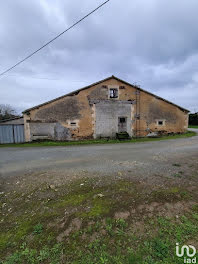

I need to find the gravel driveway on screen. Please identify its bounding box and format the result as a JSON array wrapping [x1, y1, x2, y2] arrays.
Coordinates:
[[1, 129, 198, 180]]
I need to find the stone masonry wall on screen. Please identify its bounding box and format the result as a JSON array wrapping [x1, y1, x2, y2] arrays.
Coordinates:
[[23, 78, 188, 141]]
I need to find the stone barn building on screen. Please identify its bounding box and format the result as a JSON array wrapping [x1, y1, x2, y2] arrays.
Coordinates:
[[23, 76, 189, 142]]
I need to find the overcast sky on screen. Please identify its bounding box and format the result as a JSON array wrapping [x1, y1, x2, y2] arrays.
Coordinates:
[[0, 0, 198, 114]]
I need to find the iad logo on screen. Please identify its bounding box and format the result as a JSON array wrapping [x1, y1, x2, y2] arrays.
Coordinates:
[[176, 243, 197, 263]]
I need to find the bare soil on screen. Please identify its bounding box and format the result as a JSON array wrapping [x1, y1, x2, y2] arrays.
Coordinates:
[[1, 132, 198, 263]]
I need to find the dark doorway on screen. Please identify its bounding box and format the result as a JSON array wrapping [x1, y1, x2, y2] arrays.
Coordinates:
[[118, 117, 127, 132]]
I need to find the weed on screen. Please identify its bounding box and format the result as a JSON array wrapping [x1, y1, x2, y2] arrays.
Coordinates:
[[116, 218, 128, 229], [3, 243, 62, 264], [105, 218, 114, 235], [33, 223, 43, 235], [127, 248, 142, 264]]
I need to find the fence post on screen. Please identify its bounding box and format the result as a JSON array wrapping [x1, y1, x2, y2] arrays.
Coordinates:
[[12, 125, 15, 143]]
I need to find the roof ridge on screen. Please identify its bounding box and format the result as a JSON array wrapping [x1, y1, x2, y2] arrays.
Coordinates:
[[23, 75, 189, 113]]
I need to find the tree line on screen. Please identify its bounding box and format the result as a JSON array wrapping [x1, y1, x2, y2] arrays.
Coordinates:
[[189, 113, 198, 125], [0, 104, 20, 121]]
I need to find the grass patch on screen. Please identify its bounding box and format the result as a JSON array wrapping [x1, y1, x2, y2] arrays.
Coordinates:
[[150, 187, 191, 202], [1, 177, 198, 263], [49, 193, 90, 208], [3, 214, 198, 263], [33, 224, 43, 235], [79, 198, 112, 218], [188, 125, 198, 128], [0, 131, 196, 148]]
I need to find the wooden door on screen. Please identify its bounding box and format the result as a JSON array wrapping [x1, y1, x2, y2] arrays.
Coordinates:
[[118, 117, 127, 132]]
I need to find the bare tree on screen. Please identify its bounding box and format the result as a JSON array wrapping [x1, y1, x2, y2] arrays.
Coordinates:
[[0, 104, 19, 121]]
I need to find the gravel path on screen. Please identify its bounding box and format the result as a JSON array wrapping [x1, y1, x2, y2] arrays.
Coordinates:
[[1, 130, 198, 180]]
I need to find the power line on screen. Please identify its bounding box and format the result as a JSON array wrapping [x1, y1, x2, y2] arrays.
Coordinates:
[[5, 73, 91, 82], [0, 0, 110, 78]]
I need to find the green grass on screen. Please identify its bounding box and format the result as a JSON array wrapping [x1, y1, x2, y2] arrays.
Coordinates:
[[33, 224, 43, 235], [0, 131, 196, 148], [1, 176, 198, 263], [3, 213, 197, 264], [189, 125, 198, 128]]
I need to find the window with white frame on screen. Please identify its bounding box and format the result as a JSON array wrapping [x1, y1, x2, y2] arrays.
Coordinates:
[[156, 120, 165, 126], [109, 88, 118, 98], [69, 121, 78, 127], [70, 122, 77, 126]]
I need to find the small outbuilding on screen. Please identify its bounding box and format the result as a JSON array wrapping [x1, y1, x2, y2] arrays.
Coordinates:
[[0, 116, 24, 125], [0, 117, 24, 144]]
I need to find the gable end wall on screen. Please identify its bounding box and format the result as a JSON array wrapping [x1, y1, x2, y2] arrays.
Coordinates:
[[23, 78, 188, 141]]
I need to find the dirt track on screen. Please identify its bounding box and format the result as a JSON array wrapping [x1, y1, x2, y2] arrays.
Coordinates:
[[0, 130, 198, 177], [0, 129, 197, 193]]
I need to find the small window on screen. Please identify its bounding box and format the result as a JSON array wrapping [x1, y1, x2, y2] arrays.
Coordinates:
[[157, 120, 165, 126], [70, 122, 76, 126], [109, 88, 118, 98], [119, 117, 126, 123]]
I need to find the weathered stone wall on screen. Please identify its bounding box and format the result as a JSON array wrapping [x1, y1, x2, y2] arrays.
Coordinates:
[[94, 101, 133, 138], [34, 97, 82, 122], [23, 77, 188, 141], [30, 123, 55, 136], [23, 121, 72, 141], [29, 122, 56, 141], [137, 91, 189, 136]]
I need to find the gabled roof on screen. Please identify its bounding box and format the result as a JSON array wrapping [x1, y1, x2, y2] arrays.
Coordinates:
[[23, 75, 189, 113]]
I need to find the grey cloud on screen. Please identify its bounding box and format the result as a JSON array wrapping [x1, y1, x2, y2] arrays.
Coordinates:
[[0, 0, 198, 114]]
